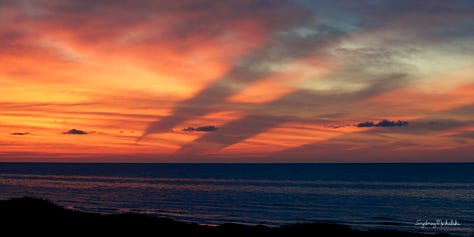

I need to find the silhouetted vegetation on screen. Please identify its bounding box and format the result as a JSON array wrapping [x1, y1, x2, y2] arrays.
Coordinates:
[[0, 197, 456, 236]]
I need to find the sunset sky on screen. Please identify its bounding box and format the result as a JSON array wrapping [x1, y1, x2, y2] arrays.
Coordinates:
[[1, 0, 474, 162]]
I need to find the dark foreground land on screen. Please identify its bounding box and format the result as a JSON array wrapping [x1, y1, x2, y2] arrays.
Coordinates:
[[0, 197, 456, 236]]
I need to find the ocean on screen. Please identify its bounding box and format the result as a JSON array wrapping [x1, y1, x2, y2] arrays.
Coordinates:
[[0, 163, 473, 236]]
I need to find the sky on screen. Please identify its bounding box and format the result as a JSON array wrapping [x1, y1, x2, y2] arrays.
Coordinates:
[[1, 0, 474, 162]]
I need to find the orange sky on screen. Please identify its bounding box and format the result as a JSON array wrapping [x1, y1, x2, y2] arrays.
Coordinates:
[[1, 1, 473, 162]]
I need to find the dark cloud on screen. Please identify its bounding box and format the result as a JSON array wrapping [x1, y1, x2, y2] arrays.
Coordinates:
[[376, 120, 408, 127], [10, 132, 29, 136], [182, 126, 217, 132], [195, 126, 217, 132], [357, 119, 409, 128], [63, 129, 87, 135], [356, 121, 375, 127]]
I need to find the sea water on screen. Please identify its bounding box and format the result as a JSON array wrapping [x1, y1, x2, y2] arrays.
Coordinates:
[[0, 163, 472, 236]]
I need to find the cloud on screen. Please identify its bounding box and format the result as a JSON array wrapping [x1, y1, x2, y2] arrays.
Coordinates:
[[63, 129, 87, 135], [0, 0, 310, 64], [356, 121, 375, 127], [138, 11, 346, 140], [375, 119, 408, 127], [448, 131, 474, 139], [166, 71, 410, 156], [2, 0, 474, 161], [268, 103, 474, 161], [357, 119, 409, 128], [10, 132, 30, 136], [269, 137, 474, 162], [318, 1, 474, 36], [383, 119, 473, 134], [182, 127, 195, 132], [195, 126, 217, 132], [182, 126, 217, 132]]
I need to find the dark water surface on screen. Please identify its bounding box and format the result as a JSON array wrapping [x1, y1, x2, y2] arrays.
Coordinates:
[[0, 163, 473, 236]]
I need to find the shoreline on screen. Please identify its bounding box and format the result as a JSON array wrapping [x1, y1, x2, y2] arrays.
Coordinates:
[[0, 197, 458, 236]]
